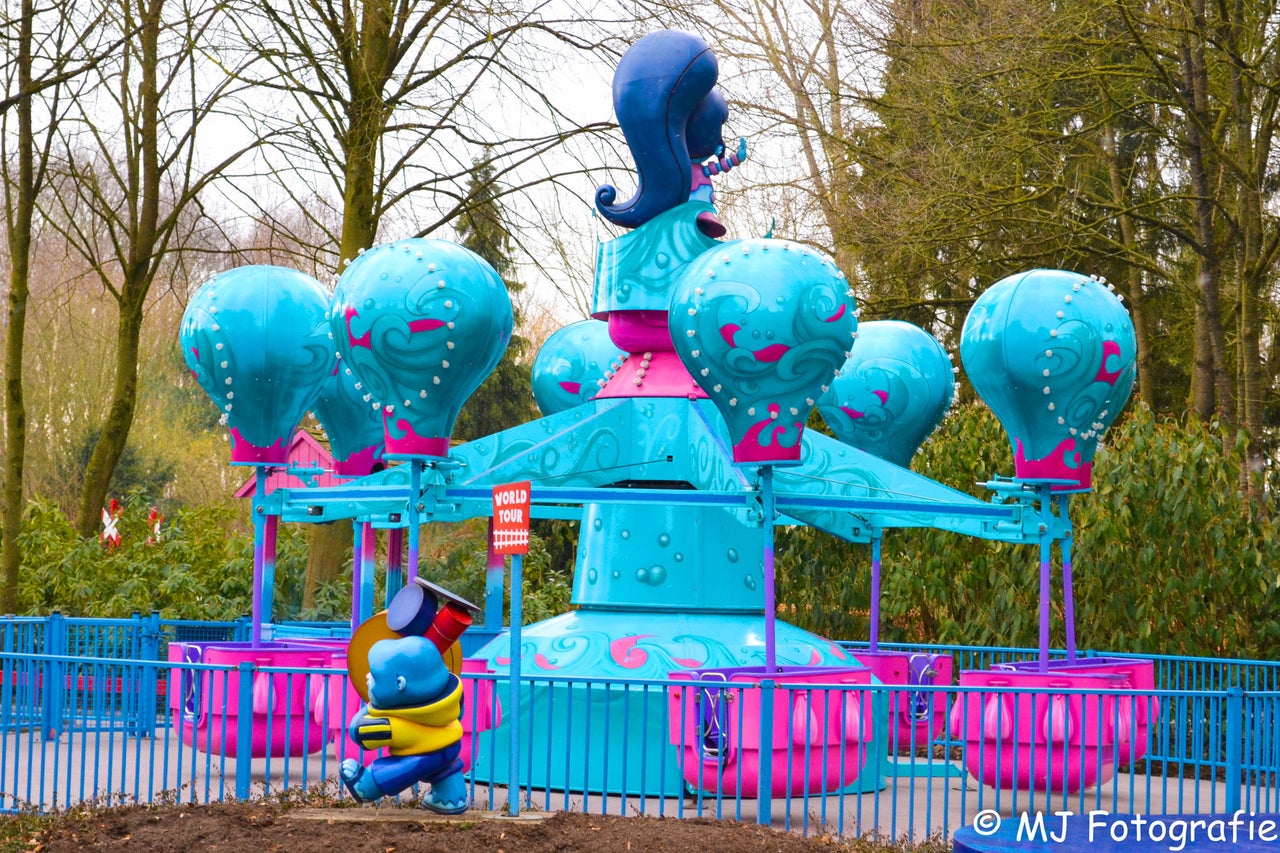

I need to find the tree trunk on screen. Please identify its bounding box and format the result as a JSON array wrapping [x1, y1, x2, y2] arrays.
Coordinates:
[[2, 0, 35, 612], [1181, 10, 1233, 423], [1102, 118, 1154, 409], [74, 0, 161, 538], [1191, 298, 1215, 419], [306, 0, 392, 599], [75, 296, 145, 537]]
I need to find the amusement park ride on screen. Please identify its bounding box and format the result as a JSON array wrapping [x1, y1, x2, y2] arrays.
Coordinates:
[[171, 30, 1156, 809]]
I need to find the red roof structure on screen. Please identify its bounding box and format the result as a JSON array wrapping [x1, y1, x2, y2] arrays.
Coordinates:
[[233, 430, 352, 497]]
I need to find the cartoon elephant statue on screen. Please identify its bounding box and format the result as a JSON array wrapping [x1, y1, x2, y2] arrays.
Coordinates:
[[340, 635, 469, 813]]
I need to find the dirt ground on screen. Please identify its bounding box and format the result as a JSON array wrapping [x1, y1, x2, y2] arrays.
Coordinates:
[[7, 801, 948, 853]]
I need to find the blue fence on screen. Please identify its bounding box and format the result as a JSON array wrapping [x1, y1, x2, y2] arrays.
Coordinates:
[[3, 615, 1279, 840]]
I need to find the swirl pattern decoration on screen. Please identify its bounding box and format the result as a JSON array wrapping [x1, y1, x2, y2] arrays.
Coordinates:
[[312, 364, 387, 475], [960, 269, 1136, 490], [819, 320, 956, 468], [531, 320, 626, 415], [669, 239, 857, 465], [330, 239, 513, 457]]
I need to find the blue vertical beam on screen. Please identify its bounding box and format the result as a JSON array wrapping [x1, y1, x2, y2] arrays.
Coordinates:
[[262, 515, 279, 637], [235, 662, 254, 800], [139, 612, 161, 737], [1036, 487, 1052, 673], [761, 466, 777, 674], [1, 617, 13, 731], [756, 678, 775, 826], [385, 527, 405, 605], [1060, 523, 1077, 663], [407, 460, 422, 584], [358, 523, 377, 625], [508, 552, 523, 817], [484, 518, 504, 631], [251, 466, 269, 647], [1226, 686, 1243, 813], [868, 532, 883, 652], [43, 612, 64, 739], [350, 524, 365, 634]]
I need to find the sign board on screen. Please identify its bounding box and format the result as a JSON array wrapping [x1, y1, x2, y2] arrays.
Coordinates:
[[492, 481, 531, 555]]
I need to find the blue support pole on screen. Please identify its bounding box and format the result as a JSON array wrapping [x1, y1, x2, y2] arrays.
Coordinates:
[[262, 515, 278, 637], [1060, 519, 1077, 663], [868, 532, 883, 652], [250, 465, 273, 646], [407, 461, 422, 584], [353, 522, 377, 627], [43, 612, 64, 739], [351, 524, 364, 634], [139, 611, 161, 737], [756, 678, 775, 826], [385, 528, 405, 606], [484, 518, 504, 631], [1226, 686, 1243, 814], [508, 552, 523, 816], [236, 661, 255, 800], [1036, 487, 1052, 673], [760, 466, 777, 674], [1, 617, 13, 731]]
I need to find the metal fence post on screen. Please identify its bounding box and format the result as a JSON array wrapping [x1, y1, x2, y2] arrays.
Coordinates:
[[42, 612, 65, 739], [1, 616, 13, 731], [756, 679, 775, 826], [137, 611, 162, 737], [236, 662, 255, 800], [1225, 686, 1243, 813]]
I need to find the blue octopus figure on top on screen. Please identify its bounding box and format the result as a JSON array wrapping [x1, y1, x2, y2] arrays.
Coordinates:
[[595, 30, 747, 239]]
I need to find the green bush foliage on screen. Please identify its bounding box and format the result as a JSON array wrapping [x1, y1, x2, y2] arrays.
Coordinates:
[[18, 493, 271, 620], [14, 493, 571, 627]]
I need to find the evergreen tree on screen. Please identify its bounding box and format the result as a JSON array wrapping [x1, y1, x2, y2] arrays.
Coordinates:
[[453, 161, 537, 440]]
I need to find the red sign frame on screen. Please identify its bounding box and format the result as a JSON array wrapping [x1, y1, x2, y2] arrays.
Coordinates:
[[491, 481, 531, 556]]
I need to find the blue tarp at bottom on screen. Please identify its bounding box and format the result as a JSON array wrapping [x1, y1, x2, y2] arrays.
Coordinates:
[[954, 811, 1280, 852]]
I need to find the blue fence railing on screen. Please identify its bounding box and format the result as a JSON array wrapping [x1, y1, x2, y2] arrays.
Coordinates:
[[4, 615, 1280, 838]]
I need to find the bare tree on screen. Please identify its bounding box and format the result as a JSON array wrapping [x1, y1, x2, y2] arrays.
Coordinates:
[[0, 0, 118, 609], [223, 0, 622, 594], [42, 0, 266, 538]]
